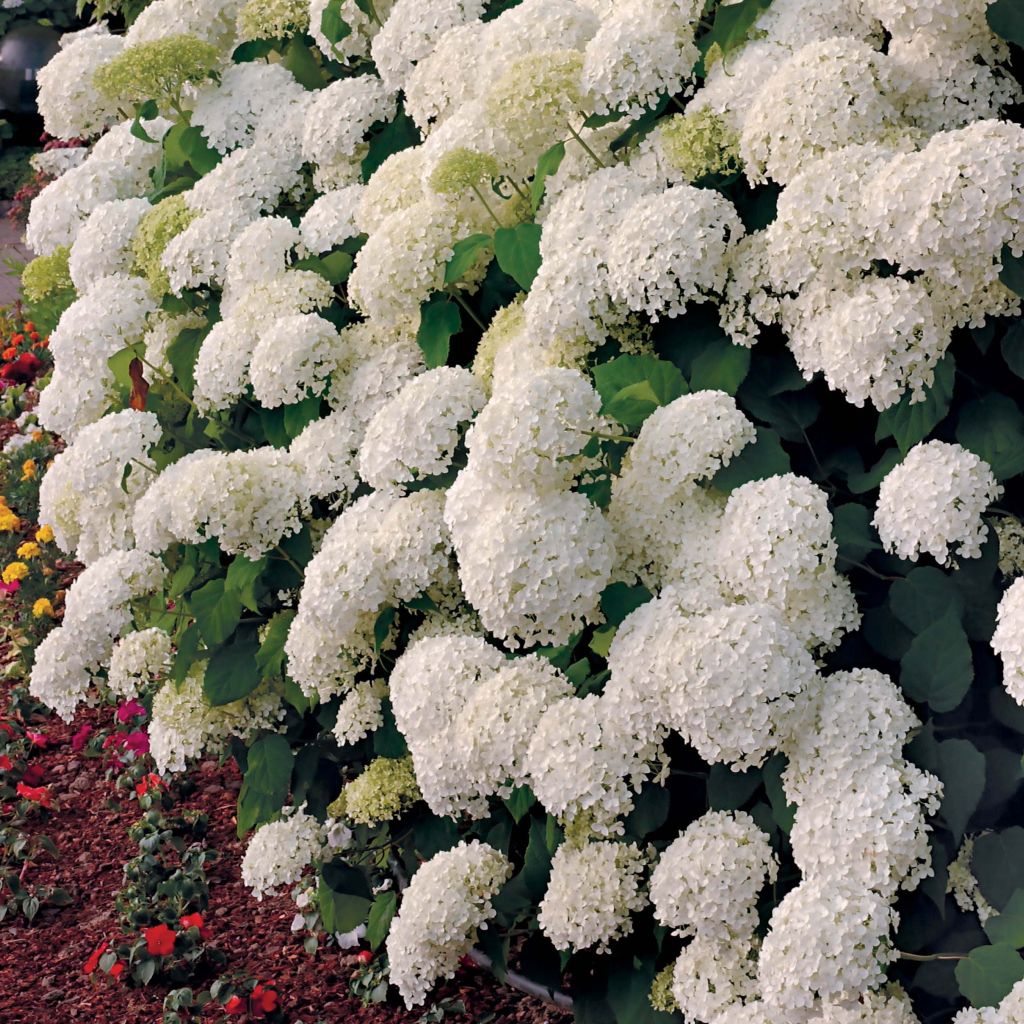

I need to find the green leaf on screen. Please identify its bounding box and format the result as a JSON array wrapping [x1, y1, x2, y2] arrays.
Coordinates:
[[1001, 321, 1024, 379], [318, 879, 371, 934], [900, 608, 973, 713], [910, 728, 986, 845], [361, 106, 421, 181], [607, 958, 678, 1024], [974, 827, 1024, 911], [889, 567, 965, 635], [989, 0, 1024, 44], [1000, 244, 1024, 296], [956, 393, 1024, 480], [178, 125, 220, 175], [762, 754, 795, 834], [600, 582, 652, 627], [589, 626, 615, 659], [165, 327, 205, 397], [282, 36, 325, 90], [623, 784, 670, 837], [204, 627, 261, 706], [875, 353, 955, 454], [710, 427, 790, 493], [708, 764, 762, 811], [846, 448, 901, 494], [236, 733, 294, 836], [130, 99, 160, 143], [366, 891, 398, 951], [985, 890, 1024, 949], [189, 579, 242, 647], [531, 141, 565, 212], [256, 610, 295, 680], [689, 337, 751, 395], [698, 0, 772, 68], [494, 223, 543, 291], [416, 297, 461, 368], [956, 944, 1024, 1008], [832, 503, 878, 566], [444, 233, 492, 284], [232, 39, 276, 62], [320, 0, 353, 48], [225, 556, 267, 614], [593, 354, 687, 430], [503, 785, 536, 823]]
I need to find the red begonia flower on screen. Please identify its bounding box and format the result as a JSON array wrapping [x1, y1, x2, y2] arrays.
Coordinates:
[[143, 922, 177, 957]]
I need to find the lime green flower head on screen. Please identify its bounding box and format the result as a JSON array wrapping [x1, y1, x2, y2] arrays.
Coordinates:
[[657, 108, 742, 182], [342, 756, 421, 826], [237, 0, 310, 42], [131, 195, 200, 295], [22, 247, 73, 303], [93, 34, 219, 113], [429, 148, 501, 196]]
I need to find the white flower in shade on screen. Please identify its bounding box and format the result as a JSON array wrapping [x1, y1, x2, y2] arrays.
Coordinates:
[[386, 841, 511, 1007], [68, 198, 151, 291], [333, 679, 388, 746], [671, 934, 759, 1024], [538, 841, 646, 953], [874, 441, 1002, 564], [288, 409, 362, 508], [107, 628, 173, 700], [993, 577, 1024, 706], [299, 185, 365, 253]]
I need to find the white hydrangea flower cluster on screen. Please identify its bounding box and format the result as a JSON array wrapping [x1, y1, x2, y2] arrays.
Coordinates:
[[29, 551, 166, 721], [874, 441, 1002, 565], [149, 664, 285, 775], [386, 840, 512, 1007], [992, 577, 1024, 706], [107, 627, 174, 700], [333, 679, 388, 747], [38, 409, 161, 566], [68, 197, 151, 291], [538, 841, 646, 953], [241, 806, 325, 900], [946, 838, 995, 925]]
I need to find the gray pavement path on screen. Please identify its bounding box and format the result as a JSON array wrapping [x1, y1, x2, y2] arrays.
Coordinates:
[[0, 210, 31, 308]]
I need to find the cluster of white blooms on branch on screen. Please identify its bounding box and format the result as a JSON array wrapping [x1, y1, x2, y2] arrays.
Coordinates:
[[22, 0, 1024, 1018]]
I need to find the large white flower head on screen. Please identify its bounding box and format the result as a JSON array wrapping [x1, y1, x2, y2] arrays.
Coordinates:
[[149, 664, 285, 775], [68, 198, 152, 292], [36, 26, 125, 140], [715, 473, 860, 652], [127, 0, 245, 48], [757, 878, 897, 1011], [741, 37, 904, 185], [874, 441, 1002, 565], [386, 840, 512, 1007], [249, 312, 342, 407], [445, 482, 614, 647], [538, 841, 646, 953], [241, 806, 325, 900], [29, 550, 166, 720], [993, 577, 1024, 707], [133, 446, 310, 559], [107, 628, 174, 701], [649, 811, 777, 942], [671, 935, 759, 1024], [221, 216, 301, 315], [358, 367, 486, 491], [299, 185, 365, 254], [288, 408, 362, 507], [39, 409, 162, 565]]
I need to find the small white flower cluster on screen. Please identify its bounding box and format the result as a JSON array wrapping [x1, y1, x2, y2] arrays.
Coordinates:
[[333, 679, 388, 747], [946, 838, 995, 925], [874, 441, 1002, 565], [149, 664, 285, 775], [241, 805, 325, 900], [386, 840, 511, 1007], [993, 577, 1024, 706], [39, 409, 161, 565], [538, 841, 646, 953], [107, 627, 173, 700], [29, 550, 166, 721]]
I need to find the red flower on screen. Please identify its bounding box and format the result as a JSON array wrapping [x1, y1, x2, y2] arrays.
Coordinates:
[[251, 982, 279, 1016], [0, 352, 42, 383], [143, 922, 177, 957], [71, 724, 93, 752], [0, 755, 11, 771], [83, 939, 108, 975], [179, 911, 211, 941], [135, 772, 164, 798], [23, 322, 34, 332], [224, 996, 246, 1014], [124, 730, 150, 756], [29, 332, 39, 342], [25, 730, 48, 748], [356, 950, 374, 965], [21, 763, 45, 787], [16, 782, 51, 808], [0, 722, 14, 737], [10, 334, 24, 345], [108, 961, 125, 981], [116, 699, 146, 723]]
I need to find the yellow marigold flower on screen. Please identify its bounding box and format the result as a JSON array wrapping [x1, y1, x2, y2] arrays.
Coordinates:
[[16, 542, 40, 559], [0, 511, 21, 532], [2, 562, 29, 584], [32, 598, 54, 619], [21, 459, 37, 481], [35, 525, 54, 544], [31, 431, 43, 442]]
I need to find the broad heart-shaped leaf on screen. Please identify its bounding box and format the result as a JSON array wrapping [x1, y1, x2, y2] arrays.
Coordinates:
[[361, 105, 420, 181], [956, 393, 1024, 480], [494, 223, 543, 291], [593, 354, 688, 429], [1000, 244, 1024, 295], [985, 890, 1024, 949], [283, 36, 325, 90], [689, 336, 751, 395], [256, 609, 295, 680], [846, 448, 901, 494], [189, 578, 243, 647], [600, 582, 653, 627], [318, 879, 371, 935], [1001, 321, 1024, 379], [531, 141, 565, 212], [225, 555, 268, 613], [889, 567, 965, 635], [710, 427, 790, 493], [974, 827, 1024, 911], [236, 733, 294, 836], [989, 0, 1024, 45], [606, 957, 678, 1024], [832, 503, 879, 566], [707, 763, 762, 811], [204, 626, 261, 706], [956, 944, 1024, 1008], [366, 890, 398, 951], [908, 726, 986, 845], [416, 296, 460, 368], [177, 125, 220, 176], [320, 0, 352, 47], [875, 353, 955, 454], [899, 607, 973, 713], [444, 233, 492, 284], [698, 0, 772, 66]]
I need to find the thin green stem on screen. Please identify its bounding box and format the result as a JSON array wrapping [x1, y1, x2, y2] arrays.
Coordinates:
[[566, 122, 606, 168], [590, 429, 635, 444], [504, 177, 529, 203], [445, 286, 486, 331], [897, 951, 965, 962], [273, 545, 303, 574], [470, 183, 502, 227]]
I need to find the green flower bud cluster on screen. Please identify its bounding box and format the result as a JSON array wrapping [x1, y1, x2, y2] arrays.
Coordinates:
[[130, 195, 199, 295], [429, 148, 501, 196], [237, 0, 310, 42], [342, 756, 421, 827], [657, 108, 742, 182], [22, 246, 73, 302]]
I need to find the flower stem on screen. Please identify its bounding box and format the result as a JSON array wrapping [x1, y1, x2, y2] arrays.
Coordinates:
[[470, 184, 502, 228], [566, 122, 606, 168], [445, 287, 486, 331]]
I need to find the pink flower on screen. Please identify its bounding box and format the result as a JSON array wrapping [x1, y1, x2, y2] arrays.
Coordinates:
[[123, 731, 149, 756], [0, 580, 20, 595], [71, 724, 93, 752], [116, 699, 146, 724], [25, 731, 48, 748]]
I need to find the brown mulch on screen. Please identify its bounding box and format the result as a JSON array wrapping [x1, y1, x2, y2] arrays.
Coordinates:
[[0, 690, 571, 1024]]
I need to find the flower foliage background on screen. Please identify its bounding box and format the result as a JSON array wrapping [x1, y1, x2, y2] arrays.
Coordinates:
[[19, 0, 1024, 1020]]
